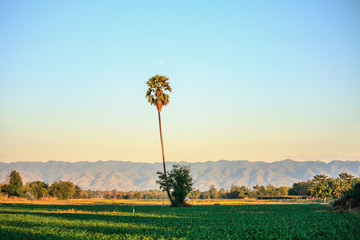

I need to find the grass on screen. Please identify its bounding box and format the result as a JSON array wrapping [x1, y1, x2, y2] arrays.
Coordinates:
[[0, 203, 359, 239]]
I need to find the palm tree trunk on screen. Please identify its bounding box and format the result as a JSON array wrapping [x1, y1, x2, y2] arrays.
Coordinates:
[[158, 111, 175, 204]]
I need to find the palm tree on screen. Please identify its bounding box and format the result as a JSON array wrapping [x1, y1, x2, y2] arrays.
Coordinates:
[[339, 172, 355, 191], [146, 74, 174, 204]]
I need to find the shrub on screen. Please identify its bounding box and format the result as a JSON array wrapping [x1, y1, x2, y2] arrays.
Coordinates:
[[334, 182, 360, 210]]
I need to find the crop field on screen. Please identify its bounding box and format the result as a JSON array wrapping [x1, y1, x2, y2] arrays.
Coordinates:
[[0, 203, 359, 239]]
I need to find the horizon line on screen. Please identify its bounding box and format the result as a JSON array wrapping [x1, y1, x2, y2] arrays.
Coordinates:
[[1, 159, 359, 164]]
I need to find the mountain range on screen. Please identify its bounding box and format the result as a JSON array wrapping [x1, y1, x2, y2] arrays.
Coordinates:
[[0, 160, 359, 191]]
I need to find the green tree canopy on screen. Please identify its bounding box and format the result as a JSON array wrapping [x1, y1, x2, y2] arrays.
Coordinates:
[[146, 74, 172, 112], [188, 189, 201, 200], [50, 181, 75, 200], [27, 181, 49, 200], [209, 185, 218, 199], [309, 174, 330, 198], [339, 172, 356, 191], [9, 170, 23, 188], [218, 188, 227, 199], [157, 164, 194, 207], [289, 181, 309, 195], [0, 170, 24, 197]]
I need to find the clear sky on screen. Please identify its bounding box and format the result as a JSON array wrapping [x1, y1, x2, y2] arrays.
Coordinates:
[[1, 1, 359, 163]]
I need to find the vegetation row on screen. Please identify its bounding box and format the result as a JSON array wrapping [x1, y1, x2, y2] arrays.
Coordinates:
[[1, 170, 359, 204]]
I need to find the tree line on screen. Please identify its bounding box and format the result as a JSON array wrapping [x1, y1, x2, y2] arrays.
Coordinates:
[[292, 173, 358, 198], [0, 170, 84, 200], [189, 184, 291, 200], [1, 170, 358, 201], [191, 172, 359, 200], [0, 170, 169, 200]]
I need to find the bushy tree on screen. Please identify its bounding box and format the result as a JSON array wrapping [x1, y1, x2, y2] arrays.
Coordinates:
[[209, 185, 218, 199], [308, 174, 330, 198], [1, 184, 20, 197], [188, 189, 201, 200], [27, 181, 49, 200], [253, 185, 266, 199], [1, 170, 24, 197], [266, 184, 276, 196], [328, 178, 342, 198], [73, 185, 82, 199], [339, 172, 356, 192], [157, 164, 194, 207], [9, 170, 23, 188], [228, 185, 250, 199], [277, 186, 289, 196], [200, 190, 210, 199], [248, 191, 257, 199], [228, 185, 240, 199], [218, 188, 227, 199], [334, 182, 360, 210], [49, 181, 75, 200], [289, 181, 309, 195]]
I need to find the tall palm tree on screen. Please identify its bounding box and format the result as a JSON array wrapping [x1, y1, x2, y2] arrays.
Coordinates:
[[146, 74, 174, 204]]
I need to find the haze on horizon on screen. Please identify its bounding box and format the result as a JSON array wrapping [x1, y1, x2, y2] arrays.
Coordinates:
[[1, 1, 359, 164]]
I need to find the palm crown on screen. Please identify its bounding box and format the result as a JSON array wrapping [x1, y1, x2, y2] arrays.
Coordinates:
[[146, 74, 172, 112]]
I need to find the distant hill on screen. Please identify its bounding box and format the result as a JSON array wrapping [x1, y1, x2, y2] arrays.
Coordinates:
[[0, 160, 359, 191]]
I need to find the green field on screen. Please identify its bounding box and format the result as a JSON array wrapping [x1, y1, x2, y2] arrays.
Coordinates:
[[0, 203, 359, 239]]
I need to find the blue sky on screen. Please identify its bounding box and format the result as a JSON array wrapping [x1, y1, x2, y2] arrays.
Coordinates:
[[1, 1, 359, 163]]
